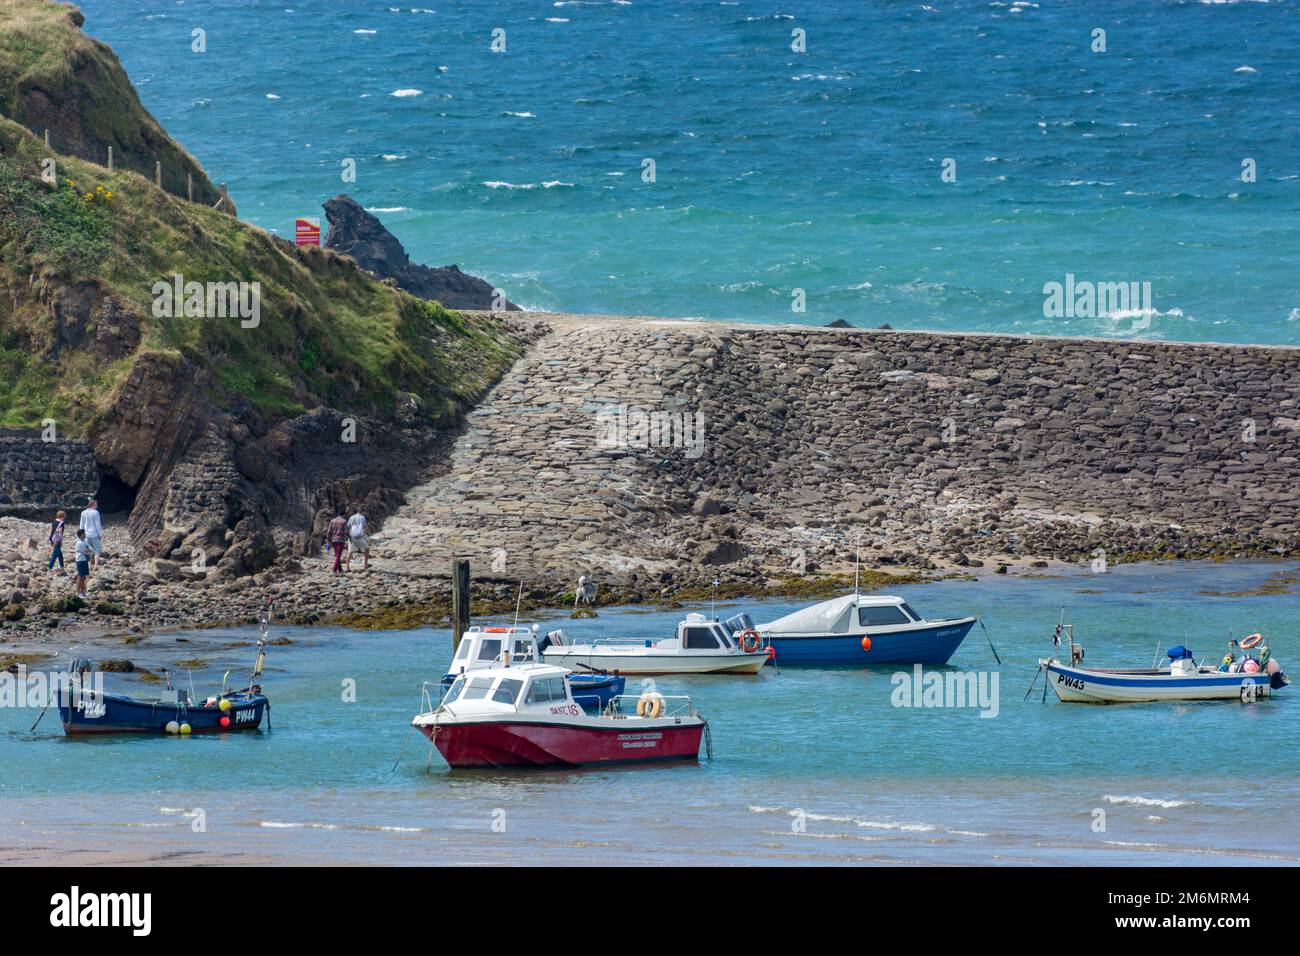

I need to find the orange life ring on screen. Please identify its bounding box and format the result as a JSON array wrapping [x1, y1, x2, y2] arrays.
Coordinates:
[[484, 627, 510, 633], [739, 629, 762, 653], [1240, 633, 1264, 650]]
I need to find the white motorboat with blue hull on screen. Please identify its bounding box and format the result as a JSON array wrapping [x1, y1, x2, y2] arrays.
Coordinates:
[[746, 594, 976, 666], [1039, 625, 1289, 703]]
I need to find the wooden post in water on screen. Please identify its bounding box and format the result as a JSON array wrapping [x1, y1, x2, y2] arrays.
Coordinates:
[[451, 559, 471, 654], [155, 160, 161, 188], [107, 146, 113, 171]]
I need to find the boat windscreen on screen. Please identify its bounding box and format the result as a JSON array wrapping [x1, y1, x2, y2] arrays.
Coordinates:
[[723, 613, 754, 635]]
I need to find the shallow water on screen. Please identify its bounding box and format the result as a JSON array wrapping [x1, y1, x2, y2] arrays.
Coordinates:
[[3, 560, 1297, 865], [73, 0, 1300, 343]]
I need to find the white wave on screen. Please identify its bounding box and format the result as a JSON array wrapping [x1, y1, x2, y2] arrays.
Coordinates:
[[1234, 65, 1257, 73], [382, 153, 406, 160], [546, 17, 571, 22], [481, 180, 574, 189], [365, 206, 409, 213], [265, 93, 281, 100], [259, 821, 339, 829], [1103, 794, 1190, 809], [391, 88, 423, 97], [354, 29, 377, 34], [502, 111, 536, 118], [856, 819, 937, 832]]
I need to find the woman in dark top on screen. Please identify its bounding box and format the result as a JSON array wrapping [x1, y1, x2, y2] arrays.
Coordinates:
[[48, 509, 66, 574]]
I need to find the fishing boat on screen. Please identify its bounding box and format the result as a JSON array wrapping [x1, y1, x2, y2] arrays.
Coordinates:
[[540, 613, 770, 675], [1038, 623, 1290, 704], [413, 661, 707, 768], [55, 606, 273, 735], [444, 624, 625, 711], [751, 594, 976, 665]]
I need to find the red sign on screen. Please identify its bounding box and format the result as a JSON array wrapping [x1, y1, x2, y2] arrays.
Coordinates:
[[295, 217, 321, 246]]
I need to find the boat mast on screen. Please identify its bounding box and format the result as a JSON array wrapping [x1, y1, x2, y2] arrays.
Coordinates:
[[853, 528, 862, 596], [506, 582, 523, 667]]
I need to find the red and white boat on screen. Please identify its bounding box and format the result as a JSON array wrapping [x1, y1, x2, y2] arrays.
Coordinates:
[[412, 662, 707, 769]]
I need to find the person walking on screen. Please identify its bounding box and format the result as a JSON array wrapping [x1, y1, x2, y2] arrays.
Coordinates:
[[327, 507, 349, 574], [73, 529, 92, 596], [48, 510, 66, 574], [346, 508, 370, 572], [78, 498, 103, 569]]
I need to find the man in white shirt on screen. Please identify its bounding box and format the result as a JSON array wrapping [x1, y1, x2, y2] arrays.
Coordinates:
[[78, 498, 103, 569], [346, 509, 370, 572]]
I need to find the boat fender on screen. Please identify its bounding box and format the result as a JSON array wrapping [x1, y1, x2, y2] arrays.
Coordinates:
[[179, 723, 192, 735], [218, 698, 232, 713], [739, 629, 762, 653], [1240, 633, 1264, 650], [636, 692, 665, 718], [860, 636, 872, 652], [165, 721, 180, 735]]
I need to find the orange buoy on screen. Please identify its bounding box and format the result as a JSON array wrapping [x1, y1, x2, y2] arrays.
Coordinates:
[[861, 636, 872, 652]]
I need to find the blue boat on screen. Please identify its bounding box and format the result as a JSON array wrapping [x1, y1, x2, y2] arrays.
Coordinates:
[[444, 625, 626, 712], [56, 616, 273, 736], [740, 594, 976, 666]]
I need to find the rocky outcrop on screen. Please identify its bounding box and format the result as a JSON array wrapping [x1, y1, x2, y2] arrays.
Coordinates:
[[323, 195, 519, 311], [0, 0, 230, 210]]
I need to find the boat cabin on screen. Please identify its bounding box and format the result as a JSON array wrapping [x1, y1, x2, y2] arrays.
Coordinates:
[[440, 663, 580, 715], [448, 625, 542, 677], [544, 613, 738, 651]]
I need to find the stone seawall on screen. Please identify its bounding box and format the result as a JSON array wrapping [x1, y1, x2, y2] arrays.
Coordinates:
[[371, 314, 1300, 588], [0, 430, 98, 517]]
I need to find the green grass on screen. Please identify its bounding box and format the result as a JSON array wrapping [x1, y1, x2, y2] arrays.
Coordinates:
[[0, 115, 523, 436]]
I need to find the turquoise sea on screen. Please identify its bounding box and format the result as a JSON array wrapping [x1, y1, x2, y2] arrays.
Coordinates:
[[76, 0, 1300, 342], [3, 561, 1298, 865]]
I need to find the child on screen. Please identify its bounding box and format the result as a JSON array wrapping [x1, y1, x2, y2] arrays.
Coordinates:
[[73, 529, 92, 596], [48, 510, 66, 574]]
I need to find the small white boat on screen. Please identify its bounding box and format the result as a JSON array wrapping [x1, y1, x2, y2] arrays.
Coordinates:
[[541, 613, 770, 675], [1040, 624, 1289, 704]]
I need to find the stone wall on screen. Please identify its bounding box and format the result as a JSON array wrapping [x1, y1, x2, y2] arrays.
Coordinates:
[[370, 316, 1300, 586], [0, 430, 99, 518]]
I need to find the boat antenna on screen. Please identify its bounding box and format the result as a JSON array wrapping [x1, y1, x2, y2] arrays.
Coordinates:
[[853, 528, 862, 596], [507, 582, 524, 667], [711, 578, 720, 621], [250, 598, 271, 689]]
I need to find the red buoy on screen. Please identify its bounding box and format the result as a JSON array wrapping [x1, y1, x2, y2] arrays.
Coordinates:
[[219, 715, 231, 728], [861, 636, 872, 652]]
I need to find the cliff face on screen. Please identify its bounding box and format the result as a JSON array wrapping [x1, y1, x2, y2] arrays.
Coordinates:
[[323, 195, 519, 311], [0, 0, 229, 210], [0, 113, 531, 577]]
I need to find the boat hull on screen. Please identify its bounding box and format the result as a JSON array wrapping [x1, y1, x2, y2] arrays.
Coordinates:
[[543, 649, 767, 675], [1045, 662, 1273, 703], [420, 717, 704, 768], [763, 618, 975, 666], [58, 690, 268, 735]]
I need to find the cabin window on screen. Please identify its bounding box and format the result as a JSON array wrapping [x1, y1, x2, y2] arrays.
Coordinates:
[[526, 676, 568, 704], [513, 640, 533, 660], [461, 677, 495, 701], [857, 606, 911, 627], [454, 642, 470, 661], [492, 678, 524, 705], [476, 638, 503, 662], [900, 603, 923, 622], [684, 627, 721, 649]]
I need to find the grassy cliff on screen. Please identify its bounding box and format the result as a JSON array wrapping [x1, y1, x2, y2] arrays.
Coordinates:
[[0, 115, 522, 436], [0, 0, 226, 206]]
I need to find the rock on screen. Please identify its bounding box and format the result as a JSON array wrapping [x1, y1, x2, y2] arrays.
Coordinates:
[[323, 196, 520, 310], [691, 494, 722, 517]]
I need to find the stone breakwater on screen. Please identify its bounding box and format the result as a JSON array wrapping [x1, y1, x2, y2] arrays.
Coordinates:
[[3, 313, 1300, 638], [369, 314, 1300, 588]]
